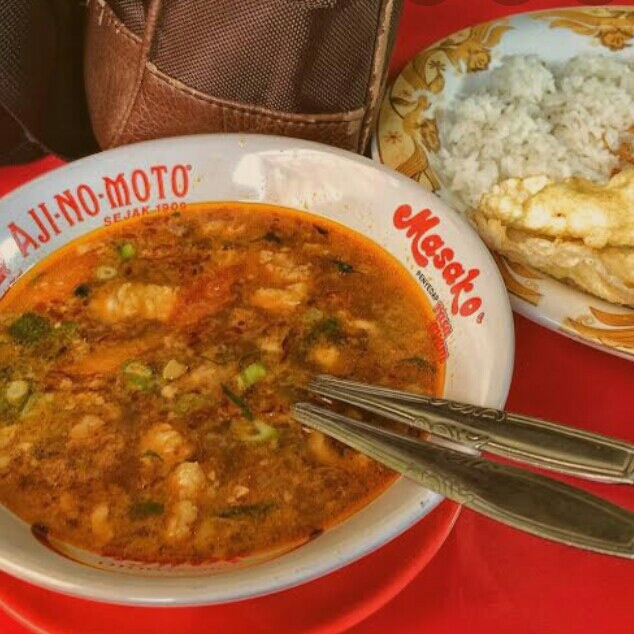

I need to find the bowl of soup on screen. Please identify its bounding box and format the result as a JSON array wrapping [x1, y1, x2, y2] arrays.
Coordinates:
[[0, 134, 514, 605]]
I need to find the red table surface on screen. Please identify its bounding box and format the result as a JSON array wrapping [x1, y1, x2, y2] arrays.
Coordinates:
[[1, 1, 633, 632]]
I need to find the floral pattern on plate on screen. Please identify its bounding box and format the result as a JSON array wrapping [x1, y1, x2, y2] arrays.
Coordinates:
[[373, 7, 634, 361]]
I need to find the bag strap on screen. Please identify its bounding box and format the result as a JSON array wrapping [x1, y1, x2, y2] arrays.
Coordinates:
[[359, 0, 404, 152]]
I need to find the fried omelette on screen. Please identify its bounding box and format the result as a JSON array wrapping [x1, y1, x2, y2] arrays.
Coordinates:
[[472, 168, 634, 306]]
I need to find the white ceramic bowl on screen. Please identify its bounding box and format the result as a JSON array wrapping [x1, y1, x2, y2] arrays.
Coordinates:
[[0, 134, 514, 606]]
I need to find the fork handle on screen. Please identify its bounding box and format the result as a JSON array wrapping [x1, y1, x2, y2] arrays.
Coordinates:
[[292, 403, 634, 559], [410, 399, 634, 484], [309, 377, 634, 484]]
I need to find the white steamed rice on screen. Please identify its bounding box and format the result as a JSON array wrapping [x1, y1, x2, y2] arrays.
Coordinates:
[[437, 55, 634, 209]]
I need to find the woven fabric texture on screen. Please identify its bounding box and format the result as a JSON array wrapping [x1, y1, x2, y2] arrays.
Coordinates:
[[148, 0, 384, 113], [109, 0, 146, 36]]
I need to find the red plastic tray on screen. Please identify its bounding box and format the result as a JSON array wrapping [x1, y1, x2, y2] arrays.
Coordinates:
[[0, 501, 459, 634]]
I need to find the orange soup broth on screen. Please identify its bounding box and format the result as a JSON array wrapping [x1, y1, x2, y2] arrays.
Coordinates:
[[0, 202, 444, 564]]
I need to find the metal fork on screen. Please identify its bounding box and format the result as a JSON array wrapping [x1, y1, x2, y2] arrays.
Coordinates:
[[291, 375, 634, 559]]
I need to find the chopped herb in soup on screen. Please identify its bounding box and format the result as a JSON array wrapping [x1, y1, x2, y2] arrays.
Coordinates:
[[0, 204, 442, 564]]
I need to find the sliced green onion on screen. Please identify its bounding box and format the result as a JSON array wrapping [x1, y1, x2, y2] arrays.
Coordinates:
[[122, 360, 153, 391], [5, 380, 29, 405], [307, 317, 343, 344], [234, 420, 278, 443], [303, 307, 324, 324], [129, 501, 164, 519], [60, 321, 78, 336], [262, 231, 282, 244], [216, 502, 275, 518], [174, 392, 208, 415], [398, 356, 434, 372], [119, 243, 136, 260], [95, 265, 118, 280], [8, 313, 52, 345], [333, 259, 354, 274], [19, 394, 39, 418], [19, 393, 52, 420], [222, 384, 254, 421], [239, 362, 266, 389]]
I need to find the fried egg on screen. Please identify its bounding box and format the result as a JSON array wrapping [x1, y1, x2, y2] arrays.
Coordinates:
[[473, 168, 634, 306], [478, 169, 634, 249]]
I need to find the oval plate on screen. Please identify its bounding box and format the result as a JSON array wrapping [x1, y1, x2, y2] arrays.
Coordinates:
[[373, 6, 634, 362]]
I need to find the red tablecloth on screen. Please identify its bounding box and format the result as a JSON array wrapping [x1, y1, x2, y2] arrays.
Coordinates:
[[1, 1, 633, 632]]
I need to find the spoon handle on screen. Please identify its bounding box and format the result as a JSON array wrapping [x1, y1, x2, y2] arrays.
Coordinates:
[[309, 375, 634, 484], [293, 402, 634, 559]]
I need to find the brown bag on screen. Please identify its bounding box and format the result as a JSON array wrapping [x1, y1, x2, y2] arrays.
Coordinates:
[[0, 0, 98, 164], [0, 1, 403, 163], [83, 0, 404, 154]]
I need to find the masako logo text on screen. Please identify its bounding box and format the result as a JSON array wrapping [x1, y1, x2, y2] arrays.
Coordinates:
[[393, 204, 484, 320]]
